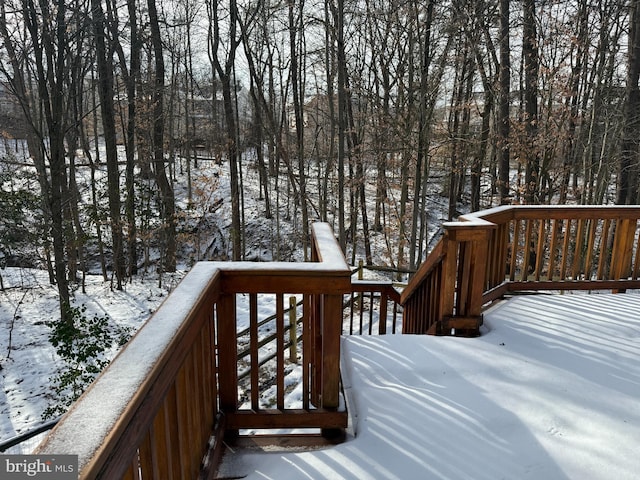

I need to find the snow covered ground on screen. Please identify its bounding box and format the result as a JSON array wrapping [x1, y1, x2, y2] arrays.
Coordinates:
[[0, 267, 185, 446], [217, 292, 640, 480], [3, 139, 635, 477]]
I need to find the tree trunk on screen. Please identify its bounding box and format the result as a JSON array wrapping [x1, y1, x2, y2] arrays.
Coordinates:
[[618, 0, 640, 204], [148, 0, 177, 271], [288, 0, 310, 259], [122, 0, 140, 275], [560, 0, 588, 204], [498, 0, 511, 204], [523, 0, 539, 204], [334, 0, 347, 251], [410, 0, 434, 269], [21, 0, 71, 320], [209, 0, 242, 259], [92, 0, 125, 288]]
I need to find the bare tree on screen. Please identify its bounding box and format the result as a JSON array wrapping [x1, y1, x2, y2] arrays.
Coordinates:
[[618, 0, 640, 204], [334, 0, 347, 251], [208, 0, 243, 259], [109, 0, 141, 276], [9, 0, 74, 321], [148, 0, 177, 271], [409, 0, 435, 268], [498, 0, 511, 204], [522, 0, 539, 204], [91, 0, 125, 288]]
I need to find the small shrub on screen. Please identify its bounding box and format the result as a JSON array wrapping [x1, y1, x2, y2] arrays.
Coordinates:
[[43, 304, 131, 419]]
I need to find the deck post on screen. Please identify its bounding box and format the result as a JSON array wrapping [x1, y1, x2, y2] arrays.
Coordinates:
[[321, 294, 342, 409], [429, 220, 494, 335], [321, 293, 344, 440], [217, 292, 239, 439]]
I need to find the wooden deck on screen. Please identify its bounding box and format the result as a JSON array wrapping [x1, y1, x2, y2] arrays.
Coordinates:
[[216, 292, 640, 479], [34, 206, 640, 479]]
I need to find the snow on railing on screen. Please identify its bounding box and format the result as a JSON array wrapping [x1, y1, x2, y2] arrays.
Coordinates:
[[35, 223, 351, 479], [401, 205, 640, 336]]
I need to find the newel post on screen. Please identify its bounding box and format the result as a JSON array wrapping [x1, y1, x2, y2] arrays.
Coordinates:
[[217, 292, 238, 439], [438, 218, 495, 335], [321, 294, 342, 409], [308, 223, 351, 437]]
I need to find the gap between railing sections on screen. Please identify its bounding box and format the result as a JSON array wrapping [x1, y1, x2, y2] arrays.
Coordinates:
[[235, 278, 404, 412]]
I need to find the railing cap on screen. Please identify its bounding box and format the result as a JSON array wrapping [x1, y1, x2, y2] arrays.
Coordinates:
[[36, 262, 222, 473]]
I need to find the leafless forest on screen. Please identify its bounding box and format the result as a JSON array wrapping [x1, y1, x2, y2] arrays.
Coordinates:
[[2, 0, 640, 322]]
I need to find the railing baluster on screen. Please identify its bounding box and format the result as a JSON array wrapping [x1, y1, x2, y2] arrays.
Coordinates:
[[368, 292, 374, 335], [176, 366, 195, 479], [165, 384, 180, 479], [392, 301, 398, 334], [534, 219, 545, 280], [302, 294, 310, 411], [202, 320, 215, 446], [572, 218, 586, 279], [490, 224, 499, 286], [122, 460, 138, 480], [499, 223, 509, 285], [188, 341, 201, 461], [276, 294, 285, 410], [597, 218, 612, 279], [146, 396, 171, 479], [584, 219, 598, 279], [560, 218, 572, 280], [249, 293, 259, 410], [522, 219, 534, 281], [358, 293, 364, 334], [548, 218, 560, 281], [509, 219, 520, 281], [289, 296, 298, 362], [633, 226, 640, 279], [379, 290, 388, 335], [139, 427, 155, 479], [348, 292, 355, 335]]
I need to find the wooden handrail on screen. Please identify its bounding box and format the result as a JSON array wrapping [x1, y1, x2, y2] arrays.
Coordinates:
[[36, 223, 351, 479], [347, 280, 402, 334], [37, 264, 222, 478], [401, 205, 640, 335]]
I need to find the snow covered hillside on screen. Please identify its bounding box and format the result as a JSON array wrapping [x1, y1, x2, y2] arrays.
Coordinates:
[[0, 267, 184, 441]]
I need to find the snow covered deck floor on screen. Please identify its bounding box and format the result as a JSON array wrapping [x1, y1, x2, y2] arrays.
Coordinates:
[[217, 293, 640, 480]]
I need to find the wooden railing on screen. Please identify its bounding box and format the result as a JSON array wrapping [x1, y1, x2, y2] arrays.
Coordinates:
[[34, 207, 640, 477], [402, 205, 640, 335], [345, 280, 402, 334], [36, 223, 351, 479]]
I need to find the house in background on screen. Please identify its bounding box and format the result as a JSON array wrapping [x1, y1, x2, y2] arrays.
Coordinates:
[[0, 83, 30, 140]]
